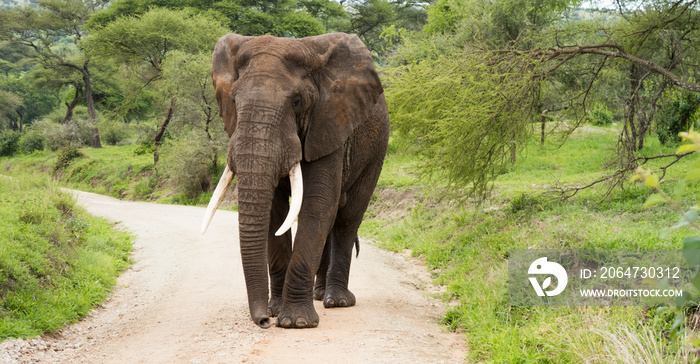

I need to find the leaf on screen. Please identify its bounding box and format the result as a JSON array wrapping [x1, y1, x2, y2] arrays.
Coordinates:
[[644, 174, 659, 189], [686, 159, 700, 182], [670, 314, 683, 332], [684, 236, 700, 267], [676, 143, 699, 154], [672, 179, 687, 200], [660, 228, 671, 239], [542, 277, 551, 289], [669, 210, 700, 233], [643, 194, 667, 208]]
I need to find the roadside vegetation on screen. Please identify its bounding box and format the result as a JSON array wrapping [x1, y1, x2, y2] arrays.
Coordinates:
[[361, 124, 698, 362], [0, 174, 132, 340]]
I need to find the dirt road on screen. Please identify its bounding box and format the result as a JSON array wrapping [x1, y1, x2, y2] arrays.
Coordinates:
[[1, 190, 466, 363]]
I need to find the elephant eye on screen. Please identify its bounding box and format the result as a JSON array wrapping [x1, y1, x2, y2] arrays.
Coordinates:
[[292, 96, 302, 107]]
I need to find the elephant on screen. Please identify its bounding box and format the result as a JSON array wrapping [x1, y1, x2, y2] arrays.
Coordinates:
[[201, 32, 389, 329]]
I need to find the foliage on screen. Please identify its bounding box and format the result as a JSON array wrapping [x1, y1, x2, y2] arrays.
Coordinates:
[[29, 111, 93, 151], [53, 146, 86, 172], [0, 77, 56, 131], [19, 130, 44, 154], [630, 129, 700, 355], [0, 0, 106, 147], [159, 132, 218, 199], [655, 89, 700, 145], [589, 104, 614, 126], [85, 8, 227, 67], [133, 138, 155, 156], [0, 130, 20, 156], [0, 174, 132, 339], [360, 127, 694, 361], [87, 0, 333, 37], [98, 118, 131, 146], [423, 0, 579, 44], [385, 48, 538, 198]]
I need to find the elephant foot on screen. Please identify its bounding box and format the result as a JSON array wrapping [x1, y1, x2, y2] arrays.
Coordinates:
[[323, 286, 356, 308], [313, 280, 326, 301], [267, 296, 283, 317], [276, 302, 319, 328]]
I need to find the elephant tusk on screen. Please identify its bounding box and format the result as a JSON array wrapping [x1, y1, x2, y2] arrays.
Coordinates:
[[201, 164, 234, 234], [275, 162, 303, 237]]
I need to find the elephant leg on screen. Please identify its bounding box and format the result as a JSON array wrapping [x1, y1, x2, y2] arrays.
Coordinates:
[[313, 236, 331, 301], [277, 151, 343, 328], [324, 160, 384, 309], [267, 181, 292, 317]]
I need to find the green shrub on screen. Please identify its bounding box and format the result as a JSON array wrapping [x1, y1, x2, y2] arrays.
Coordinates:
[[134, 138, 155, 155], [588, 104, 614, 126], [0, 130, 21, 157], [31, 109, 93, 151], [99, 119, 130, 146], [132, 176, 156, 199], [160, 133, 221, 199], [19, 130, 44, 154], [54, 146, 86, 172], [655, 90, 700, 145]]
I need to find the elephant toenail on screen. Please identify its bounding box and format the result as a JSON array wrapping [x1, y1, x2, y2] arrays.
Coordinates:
[[325, 299, 334, 306], [296, 318, 308, 327], [279, 317, 292, 327], [339, 299, 347, 306]]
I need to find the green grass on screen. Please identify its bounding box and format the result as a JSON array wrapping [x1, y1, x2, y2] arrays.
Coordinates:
[[2, 146, 224, 206], [3, 146, 160, 201], [0, 174, 132, 340], [361, 124, 696, 362]]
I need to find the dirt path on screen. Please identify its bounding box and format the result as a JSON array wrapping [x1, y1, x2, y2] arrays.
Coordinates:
[[1, 190, 466, 363]]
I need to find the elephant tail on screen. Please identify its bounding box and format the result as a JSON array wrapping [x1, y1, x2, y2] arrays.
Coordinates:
[[355, 237, 360, 258]]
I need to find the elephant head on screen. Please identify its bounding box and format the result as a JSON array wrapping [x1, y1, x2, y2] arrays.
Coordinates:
[[201, 33, 383, 328]]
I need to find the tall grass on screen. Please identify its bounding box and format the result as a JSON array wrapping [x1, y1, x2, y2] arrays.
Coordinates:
[[0, 174, 132, 340], [361, 124, 697, 362]]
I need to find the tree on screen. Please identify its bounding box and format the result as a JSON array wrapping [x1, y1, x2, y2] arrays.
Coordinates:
[[0, 0, 106, 147], [86, 0, 339, 37], [0, 90, 23, 131], [388, 0, 700, 199], [84, 8, 228, 165], [0, 77, 56, 132], [343, 0, 428, 58]]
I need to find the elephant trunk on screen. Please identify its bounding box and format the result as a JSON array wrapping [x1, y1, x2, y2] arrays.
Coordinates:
[[233, 116, 302, 328], [236, 163, 275, 328]]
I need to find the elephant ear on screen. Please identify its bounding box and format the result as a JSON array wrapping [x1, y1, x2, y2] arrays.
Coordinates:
[[300, 33, 384, 162], [212, 34, 252, 137]]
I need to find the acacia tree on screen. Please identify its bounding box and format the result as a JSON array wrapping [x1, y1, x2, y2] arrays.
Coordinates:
[[0, 0, 107, 147], [84, 8, 228, 166], [388, 0, 700, 199]]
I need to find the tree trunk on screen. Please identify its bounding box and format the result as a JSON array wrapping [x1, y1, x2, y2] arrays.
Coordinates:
[[153, 97, 175, 167], [624, 65, 640, 152], [63, 84, 83, 124], [82, 62, 101, 148], [540, 110, 548, 146]]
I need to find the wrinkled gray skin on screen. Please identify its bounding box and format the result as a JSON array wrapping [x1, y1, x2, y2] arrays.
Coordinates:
[[212, 33, 389, 328]]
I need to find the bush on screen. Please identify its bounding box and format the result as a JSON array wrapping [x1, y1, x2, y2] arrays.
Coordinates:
[[99, 119, 131, 146], [54, 146, 86, 172], [588, 104, 613, 126], [655, 90, 700, 145], [160, 133, 221, 199], [0, 130, 21, 157], [133, 138, 155, 156], [19, 130, 45, 154], [31, 108, 93, 151]]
